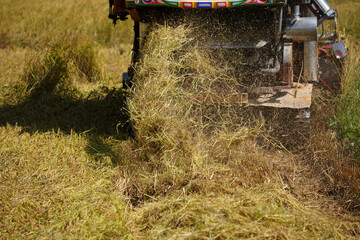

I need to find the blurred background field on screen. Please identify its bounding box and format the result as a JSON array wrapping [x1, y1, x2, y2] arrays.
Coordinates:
[[0, 0, 360, 239]]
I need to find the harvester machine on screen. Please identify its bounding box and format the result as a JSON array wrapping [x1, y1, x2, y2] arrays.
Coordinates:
[[109, 0, 345, 111]]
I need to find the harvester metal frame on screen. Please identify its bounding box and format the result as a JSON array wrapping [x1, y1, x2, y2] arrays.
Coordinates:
[[109, 0, 346, 110]]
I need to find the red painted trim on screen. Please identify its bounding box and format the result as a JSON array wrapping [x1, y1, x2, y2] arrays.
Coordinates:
[[319, 76, 335, 94]]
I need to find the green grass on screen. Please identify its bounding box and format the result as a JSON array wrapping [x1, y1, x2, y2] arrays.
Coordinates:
[[328, 0, 360, 159], [334, 43, 360, 158], [1, 0, 360, 239]]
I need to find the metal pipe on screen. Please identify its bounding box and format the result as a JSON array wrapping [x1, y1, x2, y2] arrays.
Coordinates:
[[314, 0, 334, 16], [304, 41, 318, 81], [277, 7, 283, 41], [304, 8, 318, 82], [294, 5, 301, 19], [309, 0, 335, 25]]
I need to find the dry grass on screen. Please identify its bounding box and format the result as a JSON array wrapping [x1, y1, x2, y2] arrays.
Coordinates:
[[0, 125, 132, 239], [1, 41, 101, 103], [132, 185, 360, 239], [0, 48, 28, 86], [118, 24, 360, 238], [1, 0, 360, 239], [0, 0, 133, 48], [0, 0, 132, 103], [329, 0, 360, 41], [122, 25, 273, 202], [307, 90, 360, 211]]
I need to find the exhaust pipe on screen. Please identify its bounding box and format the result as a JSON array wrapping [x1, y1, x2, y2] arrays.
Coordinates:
[[285, 17, 318, 41], [284, 5, 319, 82], [307, 0, 335, 25], [313, 0, 335, 17]]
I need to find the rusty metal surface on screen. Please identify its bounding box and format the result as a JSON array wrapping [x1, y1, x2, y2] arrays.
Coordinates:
[[190, 83, 312, 109], [249, 83, 313, 109]]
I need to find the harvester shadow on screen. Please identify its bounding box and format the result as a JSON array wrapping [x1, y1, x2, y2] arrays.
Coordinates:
[[85, 135, 123, 166], [0, 88, 131, 165]]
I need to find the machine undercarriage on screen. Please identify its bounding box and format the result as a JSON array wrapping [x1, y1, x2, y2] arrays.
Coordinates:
[[109, 0, 346, 138]]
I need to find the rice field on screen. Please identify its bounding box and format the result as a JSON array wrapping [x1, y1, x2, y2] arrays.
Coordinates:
[[1, 0, 360, 239]]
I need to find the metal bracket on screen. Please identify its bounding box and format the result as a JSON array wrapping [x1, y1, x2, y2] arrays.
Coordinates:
[[108, 0, 129, 25]]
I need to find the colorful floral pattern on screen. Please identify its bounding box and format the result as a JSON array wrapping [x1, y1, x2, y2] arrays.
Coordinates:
[[128, 0, 282, 8]]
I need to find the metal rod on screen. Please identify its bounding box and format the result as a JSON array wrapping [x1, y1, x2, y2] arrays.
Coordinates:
[[277, 7, 283, 41], [294, 5, 300, 19]]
